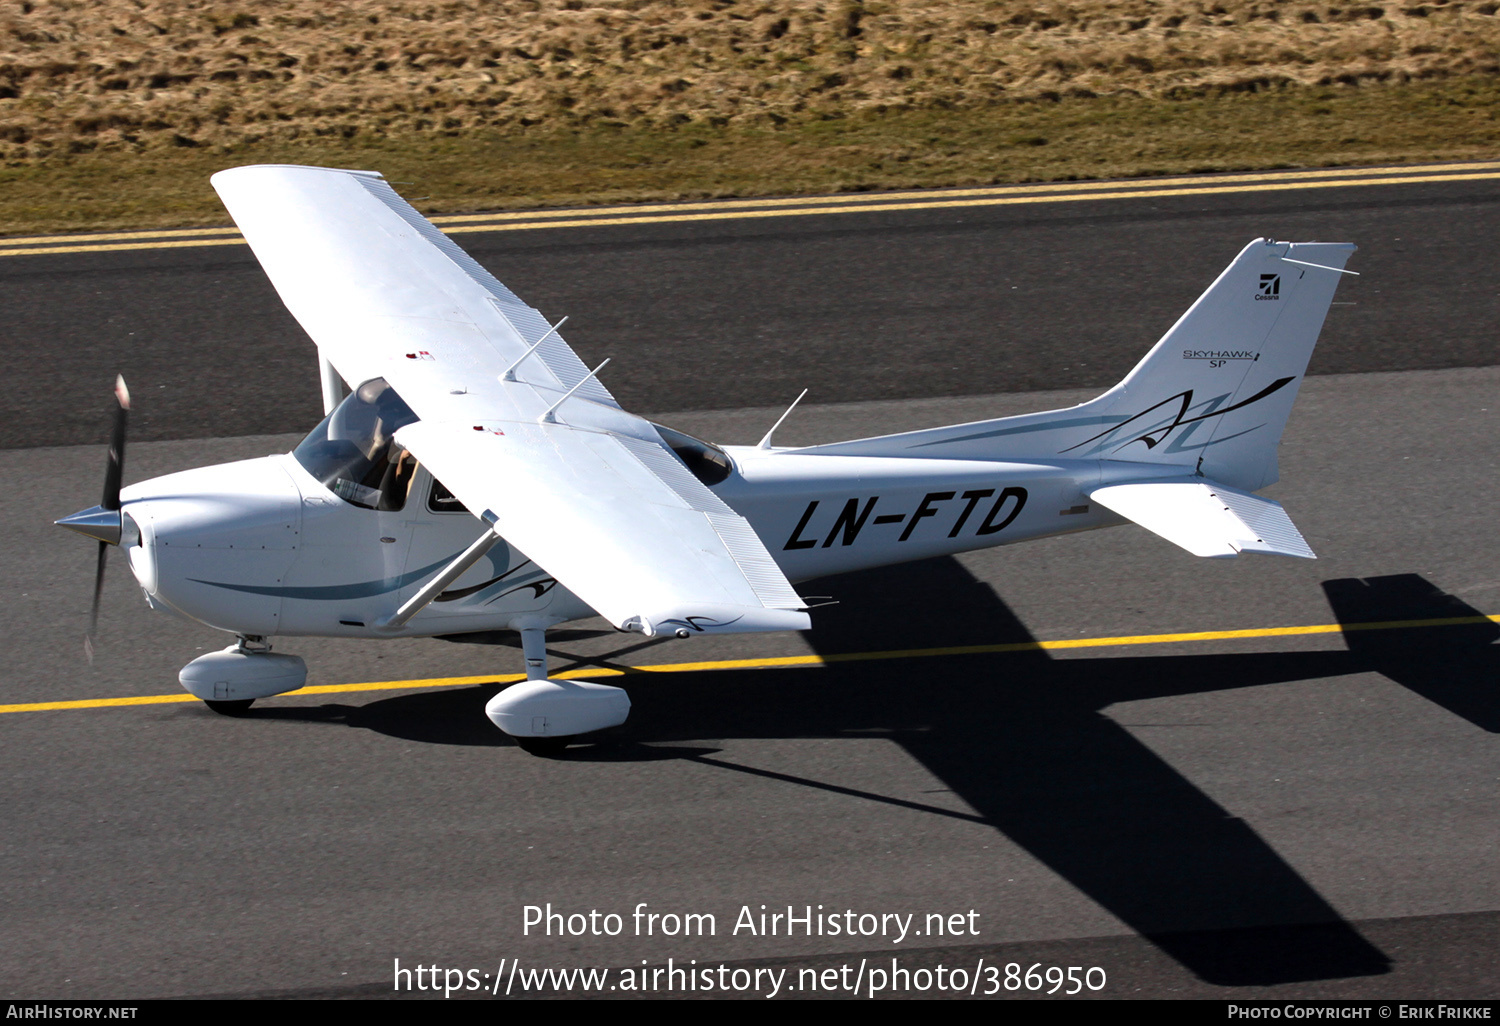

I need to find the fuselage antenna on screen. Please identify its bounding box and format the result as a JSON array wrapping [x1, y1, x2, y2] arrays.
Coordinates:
[[757, 388, 809, 450], [1277, 256, 1360, 276]]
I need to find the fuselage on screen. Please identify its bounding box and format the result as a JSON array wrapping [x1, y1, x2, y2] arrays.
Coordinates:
[[114, 440, 1181, 641]]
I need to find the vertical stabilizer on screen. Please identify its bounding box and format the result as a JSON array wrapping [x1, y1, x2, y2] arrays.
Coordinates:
[[1092, 238, 1355, 489], [793, 238, 1355, 492]]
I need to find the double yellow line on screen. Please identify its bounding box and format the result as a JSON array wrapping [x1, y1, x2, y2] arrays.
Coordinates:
[[4, 611, 1495, 716], [3, 161, 1497, 259]]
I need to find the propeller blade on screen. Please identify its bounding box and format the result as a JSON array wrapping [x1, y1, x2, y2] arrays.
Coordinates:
[[102, 375, 129, 510], [87, 540, 108, 664], [87, 375, 129, 663]]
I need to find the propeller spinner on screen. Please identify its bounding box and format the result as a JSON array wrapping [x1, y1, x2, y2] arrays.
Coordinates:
[[55, 376, 130, 660]]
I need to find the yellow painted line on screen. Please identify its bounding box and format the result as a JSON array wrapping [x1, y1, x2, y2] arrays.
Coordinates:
[[0, 693, 202, 713], [3, 162, 1496, 258], [0, 236, 249, 258], [3, 612, 1495, 716], [0, 225, 244, 247], [434, 171, 1500, 236], [426, 161, 1500, 225]]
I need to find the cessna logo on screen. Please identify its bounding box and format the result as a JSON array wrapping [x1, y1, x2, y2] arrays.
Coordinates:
[[1256, 274, 1280, 300]]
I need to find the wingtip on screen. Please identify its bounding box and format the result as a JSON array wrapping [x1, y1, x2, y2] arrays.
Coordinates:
[[114, 374, 130, 410], [212, 163, 387, 182]]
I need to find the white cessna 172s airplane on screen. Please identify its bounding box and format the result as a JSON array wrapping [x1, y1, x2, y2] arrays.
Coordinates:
[[57, 165, 1356, 754]]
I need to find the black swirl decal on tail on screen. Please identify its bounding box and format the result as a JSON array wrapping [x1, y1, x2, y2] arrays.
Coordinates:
[[1060, 376, 1294, 455]]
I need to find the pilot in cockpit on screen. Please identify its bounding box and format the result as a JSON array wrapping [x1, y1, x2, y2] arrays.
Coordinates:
[[292, 377, 422, 511]]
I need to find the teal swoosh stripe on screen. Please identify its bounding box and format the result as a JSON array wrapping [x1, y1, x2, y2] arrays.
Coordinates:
[[189, 556, 453, 600], [909, 413, 1126, 449]]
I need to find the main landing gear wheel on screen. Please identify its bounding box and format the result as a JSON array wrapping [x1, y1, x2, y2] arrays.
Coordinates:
[[204, 699, 255, 716], [489, 625, 629, 756], [515, 735, 572, 757]]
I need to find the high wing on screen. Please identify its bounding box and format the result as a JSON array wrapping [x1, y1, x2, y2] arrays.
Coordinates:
[[211, 164, 808, 636]]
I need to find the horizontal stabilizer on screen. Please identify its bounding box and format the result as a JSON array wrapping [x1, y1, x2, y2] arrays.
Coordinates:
[[1088, 479, 1315, 560]]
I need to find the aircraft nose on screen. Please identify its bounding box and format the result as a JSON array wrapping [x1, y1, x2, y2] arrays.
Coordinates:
[[120, 457, 302, 633]]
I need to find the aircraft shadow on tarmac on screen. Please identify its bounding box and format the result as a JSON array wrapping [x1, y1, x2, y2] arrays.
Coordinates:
[[255, 563, 1498, 988]]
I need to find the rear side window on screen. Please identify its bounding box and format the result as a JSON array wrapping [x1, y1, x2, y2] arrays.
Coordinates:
[[650, 422, 734, 486], [428, 478, 470, 514]]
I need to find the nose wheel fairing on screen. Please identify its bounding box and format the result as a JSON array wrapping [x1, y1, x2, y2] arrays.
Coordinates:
[[179, 641, 308, 705]]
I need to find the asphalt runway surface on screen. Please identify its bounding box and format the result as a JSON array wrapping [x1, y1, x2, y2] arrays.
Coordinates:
[[2, 166, 1498, 449], [2, 170, 1497, 999]]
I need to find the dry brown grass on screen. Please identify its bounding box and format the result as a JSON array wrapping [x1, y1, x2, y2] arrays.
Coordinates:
[[0, 74, 1495, 235], [3, 0, 1499, 158], [1, 2, 1497, 233]]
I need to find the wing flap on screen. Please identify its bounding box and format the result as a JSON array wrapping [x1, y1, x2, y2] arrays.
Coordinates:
[[1089, 479, 1315, 559], [610, 433, 803, 610]]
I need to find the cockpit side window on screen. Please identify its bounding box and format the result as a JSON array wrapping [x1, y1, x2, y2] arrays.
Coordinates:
[[650, 422, 734, 486], [293, 378, 421, 511]]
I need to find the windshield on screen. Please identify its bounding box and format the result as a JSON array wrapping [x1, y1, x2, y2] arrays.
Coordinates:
[[293, 378, 420, 511]]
